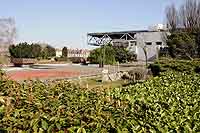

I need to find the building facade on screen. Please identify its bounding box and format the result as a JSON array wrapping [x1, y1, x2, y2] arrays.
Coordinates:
[[87, 29, 168, 61], [55, 48, 62, 57], [68, 49, 90, 58]]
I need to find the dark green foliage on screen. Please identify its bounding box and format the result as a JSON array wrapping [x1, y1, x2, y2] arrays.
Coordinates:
[[31, 43, 42, 58], [9, 42, 42, 58], [158, 59, 200, 74], [41, 45, 56, 59], [167, 32, 196, 59], [54, 57, 68, 62], [9, 43, 56, 59], [194, 66, 200, 73], [87, 48, 101, 64], [88, 45, 116, 65], [113, 47, 128, 63], [46, 45, 56, 57], [196, 32, 200, 57], [149, 64, 161, 76], [104, 45, 116, 65], [68, 57, 85, 63], [9, 42, 32, 58], [127, 51, 137, 62], [88, 44, 136, 65], [62, 47, 68, 57], [113, 47, 137, 63]]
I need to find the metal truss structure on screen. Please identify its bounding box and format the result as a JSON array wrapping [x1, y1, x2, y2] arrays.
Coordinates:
[[87, 30, 143, 46]]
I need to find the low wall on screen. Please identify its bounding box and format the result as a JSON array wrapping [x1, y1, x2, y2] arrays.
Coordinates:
[[11, 58, 37, 66]]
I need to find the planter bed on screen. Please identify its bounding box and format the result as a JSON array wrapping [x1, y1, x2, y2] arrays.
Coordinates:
[[11, 58, 37, 67]]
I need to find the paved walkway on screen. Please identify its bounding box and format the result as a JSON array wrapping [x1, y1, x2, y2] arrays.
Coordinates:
[[3, 63, 145, 81]]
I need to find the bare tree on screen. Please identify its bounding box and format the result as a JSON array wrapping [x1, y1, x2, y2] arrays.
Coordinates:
[[165, 4, 179, 31], [197, 2, 200, 30], [0, 18, 16, 44], [166, 0, 200, 58], [179, 0, 199, 32], [0, 18, 16, 56], [166, 0, 200, 32], [180, 5, 188, 29]]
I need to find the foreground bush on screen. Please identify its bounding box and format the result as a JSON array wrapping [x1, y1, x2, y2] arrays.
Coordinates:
[[148, 63, 161, 76], [158, 59, 200, 73], [1, 70, 200, 132]]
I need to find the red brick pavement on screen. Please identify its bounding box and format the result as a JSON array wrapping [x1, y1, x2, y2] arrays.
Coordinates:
[[7, 70, 80, 81]]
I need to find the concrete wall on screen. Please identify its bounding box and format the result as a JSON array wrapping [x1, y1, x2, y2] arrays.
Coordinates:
[[135, 32, 167, 61]]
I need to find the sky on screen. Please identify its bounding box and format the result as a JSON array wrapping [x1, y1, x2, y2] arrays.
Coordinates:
[[0, 0, 183, 49]]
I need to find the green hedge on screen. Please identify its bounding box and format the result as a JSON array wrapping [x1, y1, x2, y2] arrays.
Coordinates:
[[9, 42, 42, 58], [157, 59, 200, 73], [9, 43, 56, 59], [1, 70, 200, 132], [68, 57, 85, 63]]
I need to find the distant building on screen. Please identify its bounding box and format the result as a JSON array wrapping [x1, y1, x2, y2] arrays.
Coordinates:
[[87, 27, 169, 61], [68, 49, 90, 58], [56, 48, 62, 57], [148, 24, 167, 31]]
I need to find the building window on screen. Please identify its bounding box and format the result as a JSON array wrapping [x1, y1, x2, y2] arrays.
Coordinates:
[[145, 42, 152, 45], [130, 41, 135, 43], [130, 41, 136, 46], [156, 42, 162, 45]]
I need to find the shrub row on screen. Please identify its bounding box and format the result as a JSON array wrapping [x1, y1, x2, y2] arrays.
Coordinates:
[[1, 70, 200, 132], [157, 59, 200, 73]]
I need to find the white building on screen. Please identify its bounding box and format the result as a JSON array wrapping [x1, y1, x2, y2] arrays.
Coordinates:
[[88, 28, 169, 61], [55, 48, 62, 57], [68, 49, 90, 58]]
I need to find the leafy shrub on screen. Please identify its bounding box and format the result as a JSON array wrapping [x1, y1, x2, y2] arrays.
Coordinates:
[[127, 52, 137, 62], [167, 32, 196, 59], [88, 45, 116, 65], [194, 66, 200, 73], [54, 57, 68, 62], [88, 44, 137, 65], [122, 69, 146, 81], [62, 47, 68, 57], [9, 42, 42, 58], [1, 71, 200, 132], [113, 47, 137, 63], [40, 45, 56, 59], [158, 59, 200, 73], [134, 71, 144, 80], [149, 63, 161, 76], [68, 57, 85, 63]]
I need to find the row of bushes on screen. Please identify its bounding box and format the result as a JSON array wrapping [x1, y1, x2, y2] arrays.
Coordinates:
[[148, 58, 200, 77], [54, 57, 87, 64], [9, 42, 56, 59], [88, 44, 137, 65], [157, 58, 200, 73], [1, 68, 200, 132]]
